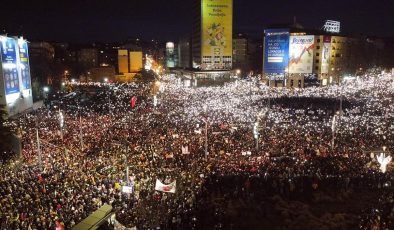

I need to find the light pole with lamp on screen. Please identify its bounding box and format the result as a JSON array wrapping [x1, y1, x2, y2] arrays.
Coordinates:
[[331, 113, 338, 150], [203, 105, 208, 159], [59, 110, 64, 141], [253, 121, 259, 151]]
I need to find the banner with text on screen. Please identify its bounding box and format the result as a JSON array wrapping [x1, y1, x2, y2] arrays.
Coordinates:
[[0, 36, 20, 95], [263, 29, 289, 74], [289, 35, 315, 73]]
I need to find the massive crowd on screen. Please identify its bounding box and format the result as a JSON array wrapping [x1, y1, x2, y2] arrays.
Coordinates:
[[0, 69, 394, 229]]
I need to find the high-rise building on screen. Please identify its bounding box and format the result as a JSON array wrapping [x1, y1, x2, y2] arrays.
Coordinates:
[[192, 0, 233, 70], [0, 36, 33, 117], [178, 34, 192, 69], [166, 42, 177, 68], [233, 33, 248, 71], [78, 48, 98, 69]]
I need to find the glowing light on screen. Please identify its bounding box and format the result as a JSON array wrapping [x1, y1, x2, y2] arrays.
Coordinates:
[[43, 87, 49, 92], [377, 153, 392, 173]]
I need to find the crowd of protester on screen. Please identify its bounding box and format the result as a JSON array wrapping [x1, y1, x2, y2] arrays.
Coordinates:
[[0, 69, 394, 229]]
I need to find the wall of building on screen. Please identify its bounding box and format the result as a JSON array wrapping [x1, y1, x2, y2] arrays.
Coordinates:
[[118, 49, 129, 74], [129, 51, 143, 73]]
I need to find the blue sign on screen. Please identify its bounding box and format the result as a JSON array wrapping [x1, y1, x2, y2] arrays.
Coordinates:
[[263, 29, 289, 74], [1, 37, 20, 95], [18, 40, 31, 90]]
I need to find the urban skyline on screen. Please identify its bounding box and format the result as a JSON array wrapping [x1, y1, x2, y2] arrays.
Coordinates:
[[1, 0, 394, 43]]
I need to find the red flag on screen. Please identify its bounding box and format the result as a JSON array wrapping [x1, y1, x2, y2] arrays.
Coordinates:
[[220, 122, 225, 129], [131, 96, 137, 108]]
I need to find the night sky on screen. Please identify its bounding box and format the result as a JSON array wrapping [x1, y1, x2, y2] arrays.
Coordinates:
[[1, 0, 393, 43]]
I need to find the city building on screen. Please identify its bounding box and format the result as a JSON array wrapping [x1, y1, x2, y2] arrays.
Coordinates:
[[29, 42, 55, 61], [118, 49, 129, 74], [85, 66, 116, 82], [77, 48, 98, 69], [192, 0, 233, 70], [0, 36, 33, 117], [262, 20, 390, 88], [232, 33, 248, 72], [117, 49, 143, 74], [178, 34, 192, 69], [129, 51, 143, 72], [166, 42, 178, 68]]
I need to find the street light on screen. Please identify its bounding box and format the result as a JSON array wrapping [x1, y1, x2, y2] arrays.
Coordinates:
[[59, 110, 64, 141], [203, 105, 208, 159], [253, 122, 259, 150], [236, 69, 241, 75], [104, 78, 108, 83], [43, 86, 49, 93]]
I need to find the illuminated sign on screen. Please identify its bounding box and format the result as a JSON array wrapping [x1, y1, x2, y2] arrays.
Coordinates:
[[322, 20, 340, 33], [201, 0, 233, 70], [166, 42, 175, 68], [0, 36, 20, 95], [263, 29, 289, 74], [18, 38, 31, 90], [289, 35, 314, 73]]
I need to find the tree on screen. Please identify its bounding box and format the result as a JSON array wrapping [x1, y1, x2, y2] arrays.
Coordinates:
[[0, 99, 14, 163]]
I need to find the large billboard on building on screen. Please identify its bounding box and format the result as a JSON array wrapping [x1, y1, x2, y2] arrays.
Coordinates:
[[289, 35, 315, 73], [0, 36, 20, 95], [321, 36, 331, 74], [18, 39, 31, 90], [263, 29, 289, 74], [166, 42, 176, 68], [201, 0, 233, 70], [0, 36, 33, 117]]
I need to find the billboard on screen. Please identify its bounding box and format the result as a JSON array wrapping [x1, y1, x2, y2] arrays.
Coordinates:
[[289, 35, 315, 73], [201, 0, 233, 70], [0, 36, 20, 95], [166, 42, 176, 68], [321, 36, 331, 74], [263, 29, 289, 74], [18, 39, 31, 90]]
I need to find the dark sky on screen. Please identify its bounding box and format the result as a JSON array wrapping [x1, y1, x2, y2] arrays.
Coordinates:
[[1, 0, 393, 43]]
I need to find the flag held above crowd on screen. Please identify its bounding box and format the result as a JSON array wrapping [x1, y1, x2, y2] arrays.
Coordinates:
[[131, 96, 137, 108], [155, 179, 176, 193]]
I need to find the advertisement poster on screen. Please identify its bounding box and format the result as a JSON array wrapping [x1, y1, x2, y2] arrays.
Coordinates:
[[201, 0, 233, 70], [0, 36, 20, 95], [321, 36, 331, 74], [18, 39, 31, 90], [289, 35, 315, 73], [263, 29, 289, 74]]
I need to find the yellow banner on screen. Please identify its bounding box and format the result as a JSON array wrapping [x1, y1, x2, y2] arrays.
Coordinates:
[[202, 0, 233, 58]]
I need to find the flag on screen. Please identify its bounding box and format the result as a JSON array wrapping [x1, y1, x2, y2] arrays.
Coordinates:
[[155, 179, 176, 193], [131, 96, 137, 108], [220, 122, 225, 129], [55, 220, 65, 230], [115, 182, 121, 190]]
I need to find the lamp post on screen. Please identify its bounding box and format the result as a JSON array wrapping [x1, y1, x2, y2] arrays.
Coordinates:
[[203, 105, 208, 159], [331, 113, 338, 150], [35, 117, 43, 171], [79, 115, 84, 151], [253, 121, 259, 151], [59, 110, 64, 141]]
